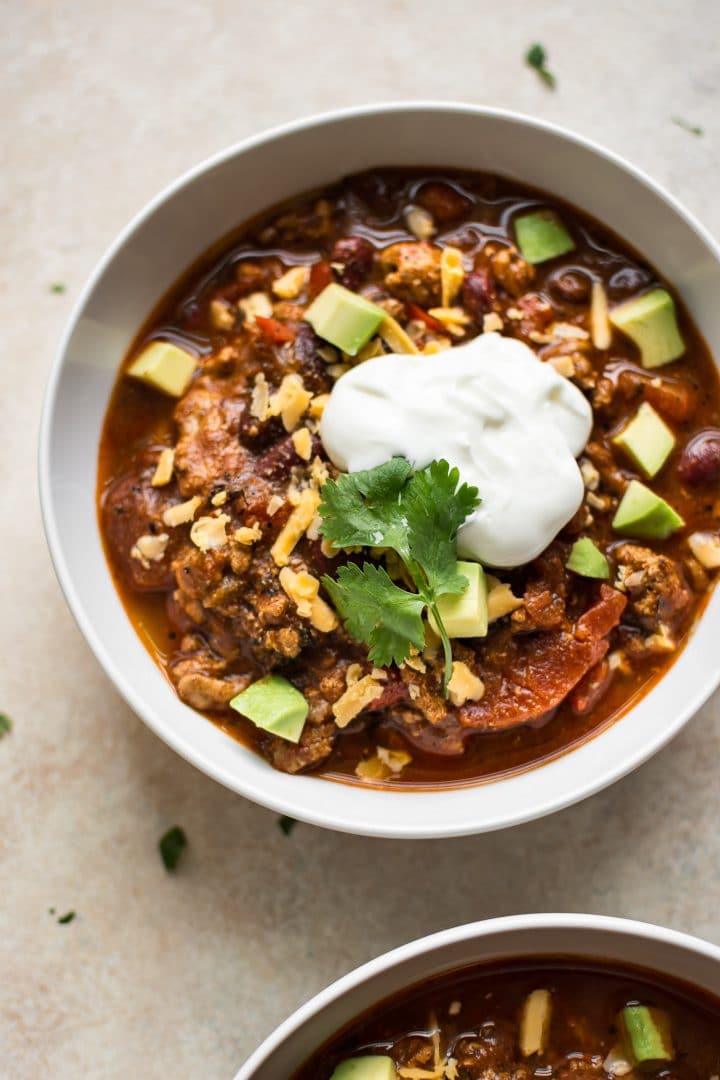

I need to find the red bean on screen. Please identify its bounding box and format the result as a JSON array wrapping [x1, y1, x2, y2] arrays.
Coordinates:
[[330, 236, 374, 290], [415, 181, 472, 223], [677, 429, 720, 487], [548, 269, 591, 304], [461, 269, 494, 322]]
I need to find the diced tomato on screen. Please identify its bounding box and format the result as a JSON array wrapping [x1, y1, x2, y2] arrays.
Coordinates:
[[255, 316, 296, 345], [405, 302, 445, 334], [309, 261, 334, 298]]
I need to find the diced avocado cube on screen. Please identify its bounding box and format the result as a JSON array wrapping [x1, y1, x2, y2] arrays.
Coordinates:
[[304, 283, 385, 356], [127, 340, 197, 397], [330, 1057, 397, 1080], [619, 1006, 674, 1068], [612, 480, 684, 539], [429, 561, 488, 638], [514, 210, 575, 264], [608, 288, 685, 369], [566, 538, 610, 579], [613, 402, 676, 478], [229, 675, 308, 743]]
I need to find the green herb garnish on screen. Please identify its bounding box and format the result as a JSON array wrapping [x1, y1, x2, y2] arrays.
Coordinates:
[[0, 714, 11, 739], [50, 282, 66, 294], [525, 43, 556, 88], [159, 826, 187, 871], [278, 815, 297, 836], [57, 911, 76, 924], [672, 116, 703, 136], [319, 458, 479, 691]]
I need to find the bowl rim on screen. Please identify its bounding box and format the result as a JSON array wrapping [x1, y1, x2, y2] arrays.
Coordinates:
[[38, 100, 720, 838], [233, 912, 720, 1078]]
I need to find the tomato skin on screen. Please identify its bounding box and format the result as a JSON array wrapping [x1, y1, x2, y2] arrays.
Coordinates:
[[254, 316, 296, 345]]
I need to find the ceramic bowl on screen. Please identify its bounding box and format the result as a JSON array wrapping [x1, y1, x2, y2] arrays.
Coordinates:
[[39, 102, 720, 838], [233, 913, 720, 1078]]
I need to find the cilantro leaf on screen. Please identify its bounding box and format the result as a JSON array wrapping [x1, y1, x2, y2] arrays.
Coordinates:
[[319, 456, 413, 553], [50, 282, 66, 294], [159, 826, 187, 871], [322, 562, 426, 667], [0, 714, 11, 739], [57, 911, 76, 925], [278, 815, 297, 836], [525, 43, 556, 88], [672, 116, 703, 136], [404, 460, 480, 598]]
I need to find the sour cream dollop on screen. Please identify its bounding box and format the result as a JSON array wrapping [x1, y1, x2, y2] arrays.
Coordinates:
[[320, 334, 593, 568]]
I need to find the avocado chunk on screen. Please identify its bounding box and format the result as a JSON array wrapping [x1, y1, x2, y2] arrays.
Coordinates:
[[566, 538, 610, 579], [127, 340, 197, 397], [330, 1058, 397, 1080], [229, 675, 308, 743], [608, 288, 685, 368], [429, 561, 488, 638], [613, 402, 676, 478], [514, 210, 575, 264], [612, 479, 684, 539], [304, 283, 385, 356], [619, 1006, 674, 1068]]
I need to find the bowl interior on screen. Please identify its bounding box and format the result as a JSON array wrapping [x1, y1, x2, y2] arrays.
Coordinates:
[[40, 103, 720, 837], [233, 915, 720, 1078]]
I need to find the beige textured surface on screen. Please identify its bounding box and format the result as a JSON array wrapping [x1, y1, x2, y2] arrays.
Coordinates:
[[2, 2, 720, 1077]]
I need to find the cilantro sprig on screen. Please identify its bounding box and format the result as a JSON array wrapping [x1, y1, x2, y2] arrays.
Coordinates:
[[525, 43, 556, 88], [319, 458, 480, 691]]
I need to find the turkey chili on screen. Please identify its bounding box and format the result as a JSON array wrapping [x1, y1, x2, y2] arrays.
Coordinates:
[[98, 169, 720, 787], [291, 958, 720, 1079]]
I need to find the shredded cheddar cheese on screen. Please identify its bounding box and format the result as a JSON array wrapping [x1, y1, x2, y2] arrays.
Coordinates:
[[233, 525, 262, 545], [291, 427, 313, 461], [591, 281, 612, 350], [130, 532, 169, 568], [150, 448, 175, 487], [268, 373, 312, 431], [378, 313, 419, 355], [190, 513, 230, 551], [271, 265, 309, 300], [447, 661, 485, 706], [250, 372, 270, 421], [238, 291, 273, 321], [270, 487, 320, 566], [333, 674, 384, 728], [162, 495, 202, 527], [440, 246, 465, 307]]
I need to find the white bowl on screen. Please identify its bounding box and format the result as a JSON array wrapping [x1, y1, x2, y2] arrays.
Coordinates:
[[234, 913, 720, 1078], [39, 102, 720, 838]]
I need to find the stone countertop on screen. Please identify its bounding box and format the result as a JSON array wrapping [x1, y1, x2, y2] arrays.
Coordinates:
[[2, 2, 719, 1076]]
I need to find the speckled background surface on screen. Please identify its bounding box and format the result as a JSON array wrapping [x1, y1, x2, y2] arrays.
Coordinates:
[[2, 2, 720, 1076]]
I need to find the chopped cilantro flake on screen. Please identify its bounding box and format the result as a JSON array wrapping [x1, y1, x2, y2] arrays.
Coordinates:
[[278, 815, 297, 836], [159, 826, 187, 871], [57, 911, 76, 924], [0, 714, 11, 739], [525, 43, 556, 88], [672, 116, 703, 136], [50, 282, 66, 294]]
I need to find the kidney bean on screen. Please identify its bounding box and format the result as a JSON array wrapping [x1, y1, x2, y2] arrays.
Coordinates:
[[461, 269, 494, 322], [608, 265, 653, 298], [292, 322, 332, 394], [677, 429, 720, 486], [330, 236, 374, 290], [548, 268, 591, 304], [415, 181, 472, 223]]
